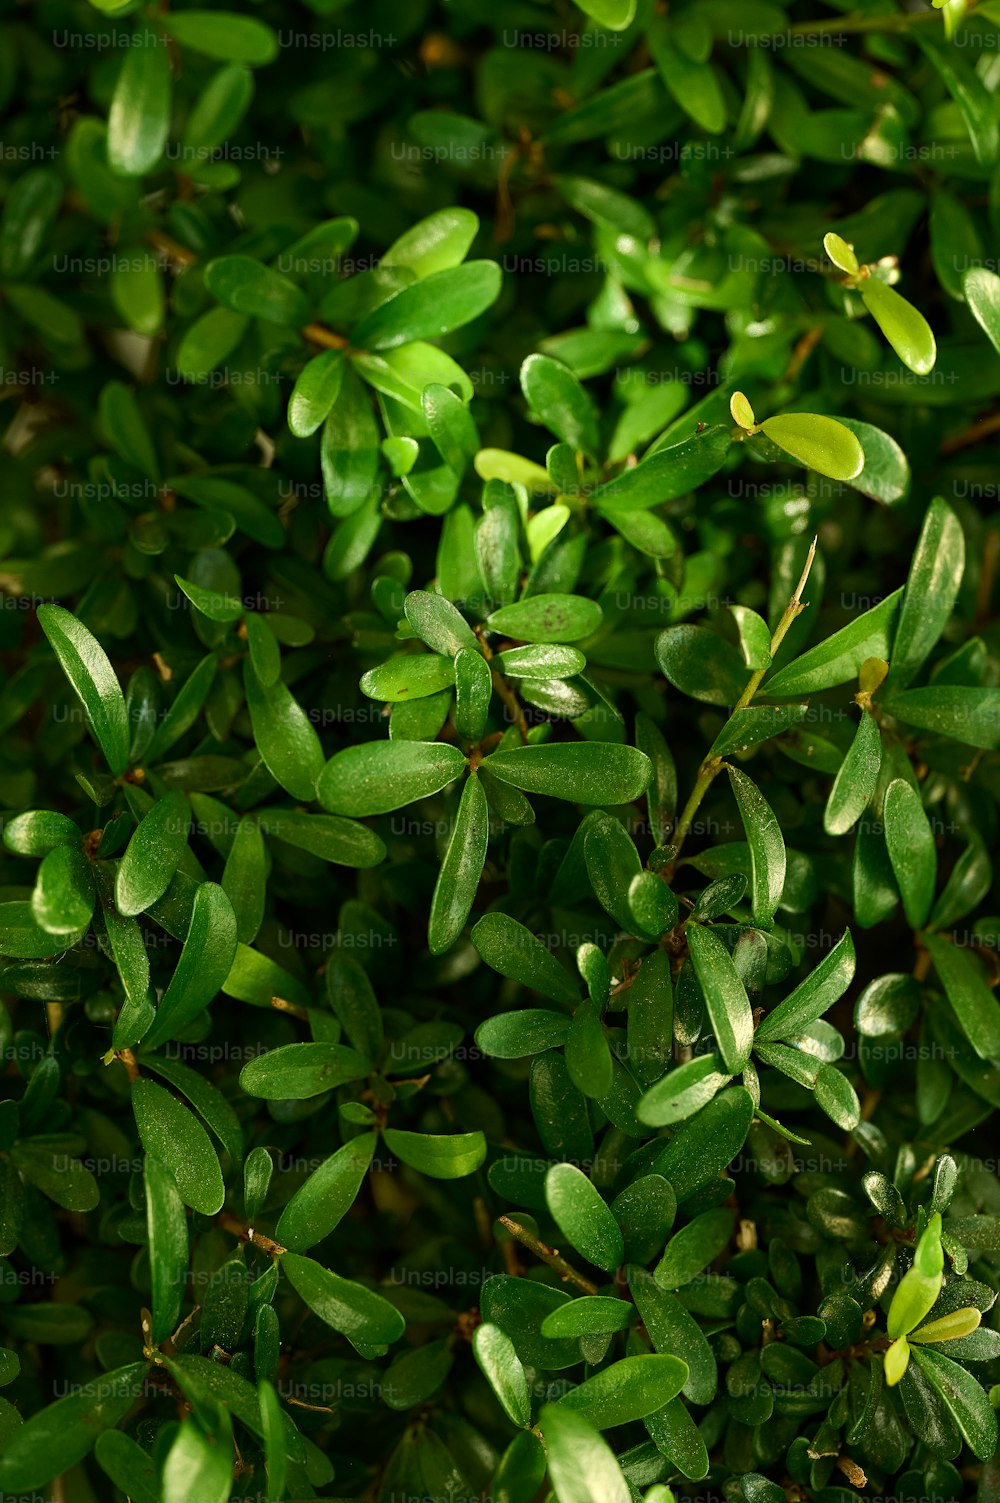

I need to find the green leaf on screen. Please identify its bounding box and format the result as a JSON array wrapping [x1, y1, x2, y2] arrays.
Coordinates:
[[686, 923, 753, 1072], [559, 1354, 689, 1428], [454, 647, 493, 741], [275, 1133, 376, 1253], [404, 591, 480, 656], [37, 604, 130, 775], [889, 495, 966, 688], [656, 625, 748, 707], [318, 741, 466, 816], [205, 256, 310, 328], [326, 954, 384, 1060], [521, 354, 599, 455], [964, 266, 1000, 354], [815, 1063, 861, 1130], [484, 742, 651, 805], [174, 574, 244, 624], [145, 1154, 188, 1345], [473, 1323, 531, 1427], [575, 0, 637, 28], [911, 1345, 998, 1460], [221, 815, 266, 944], [99, 380, 160, 481], [709, 703, 808, 759], [655, 1208, 734, 1290], [258, 808, 384, 870], [141, 883, 238, 1050], [3, 810, 81, 858], [352, 262, 501, 350], [132, 1079, 225, 1215], [836, 417, 911, 505], [637, 1053, 730, 1128], [883, 779, 936, 930], [653, 1086, 754, 1202], [282, 1252, 404, 1351], [258, 1380, 286, 1503], [382, 1128, 487, 1179], [0, 168, 62, 281], [540, 1298, 634, 1339], [824, 712, 881, 836], [727, 765, 785, 927], [545, 1163, 624, 1273], [381, 206, 479, 278], [471, 913, 580, 1007], [288, 350, 345, 439], [422, 384, 480, 476], [487, 593, 603, 644], [428, 772, 488, 954], [94, 1431, 159, 1503], [115, 791, 190, 917], [759, 412, 864, 481], [107, 27, 171, 177], [239, 1043, 371, 1101], [924, 935, 1000, 1062], [593, 427, 731, 510], [645, 1396, 710, 1481], [854, 972, 920, 1037], [918, 34, 998, 166], [757, 930, 856, 1042], [163, 9, 277, 63], [32, 845, 94, 936], [243, 659, 324, 802], [0, 1363, 150, 1493], [765, 589, 903, 697], [182, 62, 253, 155], [860, 280, 937, 376], [881, 686, 1000, 750], [11, 1142, 99, 1212], [360, 653, 456, 703], [538, 1404, 631, 1503], [321, 366, 380, 517], [475, 1009, 570, 1059]]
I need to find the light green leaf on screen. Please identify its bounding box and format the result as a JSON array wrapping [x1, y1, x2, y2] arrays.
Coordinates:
[[860, 280, 937, 376], [759, 412, 864, 482], [107, 27, 171, 177]]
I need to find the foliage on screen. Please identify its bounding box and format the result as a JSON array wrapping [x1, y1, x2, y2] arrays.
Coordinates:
[[1, 0, 1000, 1500]]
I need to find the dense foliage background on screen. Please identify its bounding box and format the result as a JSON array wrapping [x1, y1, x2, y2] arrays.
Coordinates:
[[2, 0, 1000, 1499]]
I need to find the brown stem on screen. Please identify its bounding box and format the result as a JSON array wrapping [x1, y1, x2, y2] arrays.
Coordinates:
[[667, 538, 818, 875], [498, 1215, 599, 1294], [218, 1213, 287, 1257], [302, 323, 351, 351], [940, 407, 1000, 456]]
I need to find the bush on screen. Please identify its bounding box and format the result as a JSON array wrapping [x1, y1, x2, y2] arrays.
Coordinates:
[[2, 0, 1000, 1498]]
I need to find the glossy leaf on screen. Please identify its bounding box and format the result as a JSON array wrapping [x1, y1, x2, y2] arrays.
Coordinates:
[[38, 605, 130, 775]]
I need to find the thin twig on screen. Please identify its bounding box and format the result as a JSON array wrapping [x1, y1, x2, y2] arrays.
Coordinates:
[[498, 1215, 599, 1293]]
